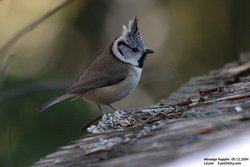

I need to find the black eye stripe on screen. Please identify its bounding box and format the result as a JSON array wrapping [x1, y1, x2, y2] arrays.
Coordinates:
[[118, 41, 139, 52], [118, 41, 130, 48], [131, 47, 139, 52]]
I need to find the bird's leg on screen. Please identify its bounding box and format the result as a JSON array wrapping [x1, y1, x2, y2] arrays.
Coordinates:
[[108, 104, 121, 112], [97, 104, 106, 116]]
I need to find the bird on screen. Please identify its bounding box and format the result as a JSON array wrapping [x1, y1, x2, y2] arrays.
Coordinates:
[[37, 17, 154, 115]]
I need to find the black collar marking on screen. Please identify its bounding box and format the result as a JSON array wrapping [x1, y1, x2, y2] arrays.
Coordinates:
[[110, 41, 144, 68]]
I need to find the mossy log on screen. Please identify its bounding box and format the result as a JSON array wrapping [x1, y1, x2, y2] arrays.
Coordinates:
[[33, 53, 250, 167]]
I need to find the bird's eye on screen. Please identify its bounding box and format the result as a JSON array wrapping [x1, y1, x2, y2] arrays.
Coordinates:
[[131, 47, 139, 52]]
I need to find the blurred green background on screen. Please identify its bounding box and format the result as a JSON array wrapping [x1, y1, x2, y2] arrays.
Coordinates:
[[0, 0, 250, 166]]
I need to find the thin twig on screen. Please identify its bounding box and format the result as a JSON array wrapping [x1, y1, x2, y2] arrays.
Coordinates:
[[0, 79, 71, 103], [0, 0, 76, 58], [0, 54, 16, 90]]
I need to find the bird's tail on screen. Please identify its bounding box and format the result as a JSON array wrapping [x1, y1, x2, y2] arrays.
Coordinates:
[[37, 94, 73, 112]]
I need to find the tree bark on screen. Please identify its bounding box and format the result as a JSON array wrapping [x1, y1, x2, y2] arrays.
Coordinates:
[[33, 52, 250, 167]]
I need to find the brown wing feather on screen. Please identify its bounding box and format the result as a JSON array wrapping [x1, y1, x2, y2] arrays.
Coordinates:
[[66, 48, 130, 94], [66, 72, 127, 94]]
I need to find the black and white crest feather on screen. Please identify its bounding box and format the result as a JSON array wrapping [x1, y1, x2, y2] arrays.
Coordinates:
[[111, 17, 153, 68]]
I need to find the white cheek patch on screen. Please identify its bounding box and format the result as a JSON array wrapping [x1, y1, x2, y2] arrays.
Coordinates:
[[112, 38, 139, 67], [111, 18, 146, 68]]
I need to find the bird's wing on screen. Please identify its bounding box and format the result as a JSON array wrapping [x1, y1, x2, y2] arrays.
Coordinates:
[[65, 71, 127, 94], [65, 48, 130, 94]]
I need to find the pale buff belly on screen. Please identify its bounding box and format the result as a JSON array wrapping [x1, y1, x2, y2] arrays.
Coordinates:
[[82, 67, 142, 105]]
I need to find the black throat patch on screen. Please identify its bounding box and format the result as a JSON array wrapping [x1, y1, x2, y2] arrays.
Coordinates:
[[138, 53, 146, 68]]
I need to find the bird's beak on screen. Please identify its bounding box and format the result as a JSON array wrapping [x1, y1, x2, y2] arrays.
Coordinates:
[[145, 49, 154, 54]]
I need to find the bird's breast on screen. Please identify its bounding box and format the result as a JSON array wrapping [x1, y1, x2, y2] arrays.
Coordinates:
[[82, 66, 142, 104]]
